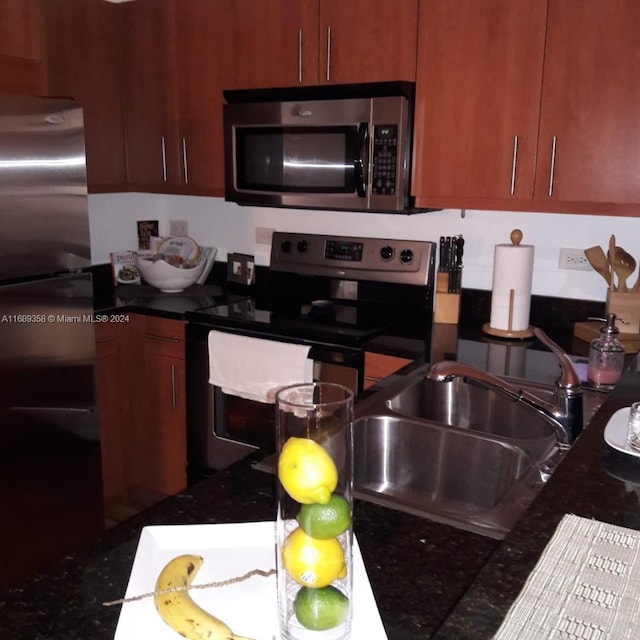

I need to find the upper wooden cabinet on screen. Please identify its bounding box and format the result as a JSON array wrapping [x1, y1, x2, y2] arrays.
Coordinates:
[[44, 0, 126, 191], [0, 0, 45, 95], [413, 0, 640, 215], [121, 0, 234, 195], [233, 0, 418, 89], [533, 0, 640, 207], [0, 0, 44, 61], [412, 0, 546, 207]]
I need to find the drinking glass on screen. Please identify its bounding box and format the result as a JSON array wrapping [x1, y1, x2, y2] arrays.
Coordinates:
[[275, 382, 354, 640]]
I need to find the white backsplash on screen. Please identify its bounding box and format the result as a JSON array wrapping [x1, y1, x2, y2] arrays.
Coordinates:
[[88, 192, 640, 302]]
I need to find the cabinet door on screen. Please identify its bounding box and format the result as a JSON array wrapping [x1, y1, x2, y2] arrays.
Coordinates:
[[233, 0, 319, 88], [175, 0, 235, 194], [319, 0, 418, 84], [44, 0, 126, 190], [0, 0, 44, 61], [412, 0, 546, 206], [534, 0, 640, 205], [121, 0, 180, 189], [133, 317, 187, 496]]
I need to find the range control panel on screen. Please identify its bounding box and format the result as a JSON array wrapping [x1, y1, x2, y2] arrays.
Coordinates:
[[271, 232, 436, 286]]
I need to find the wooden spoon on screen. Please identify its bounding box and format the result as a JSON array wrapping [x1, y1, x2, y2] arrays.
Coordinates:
[[613, 246, 636, 293], [584, 246, 611, 287], [608, 234, 617, 291]]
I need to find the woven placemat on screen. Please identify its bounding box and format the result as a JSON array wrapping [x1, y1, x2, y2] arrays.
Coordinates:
[[493, 514, 640, 639]]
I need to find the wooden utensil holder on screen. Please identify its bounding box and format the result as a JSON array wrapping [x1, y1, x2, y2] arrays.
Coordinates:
[[433, 272, 460, 324], [607, 291, 640, 333]]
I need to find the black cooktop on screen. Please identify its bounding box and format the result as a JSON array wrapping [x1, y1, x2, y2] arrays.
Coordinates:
[[186, 295, 409, 347]]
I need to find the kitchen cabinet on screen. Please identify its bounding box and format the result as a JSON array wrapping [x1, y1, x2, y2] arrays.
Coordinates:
[[96, 314, 187, 511], [0, 0, 45, 95], [363, 352, 412, 390], [413, 0, 640, 215], [533, 0, 640, 207], [412, 0, 547, 208], [132, 315, 188, 496], [232, 0, 418, 89], [44, 0, 127, 191], [0, 0, 44, 61], [95, 321, 130, 504], [121, 0, 234, 195]]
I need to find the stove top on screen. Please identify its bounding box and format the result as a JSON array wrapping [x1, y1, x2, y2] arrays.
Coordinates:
[[187, 233, 436, 348]]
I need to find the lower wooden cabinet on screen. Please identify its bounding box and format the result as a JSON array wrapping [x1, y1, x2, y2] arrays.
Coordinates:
[[96, 314, 187, 512], [363, 352, 412, 390]]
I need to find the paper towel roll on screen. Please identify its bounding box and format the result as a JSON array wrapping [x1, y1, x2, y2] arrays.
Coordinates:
[[489, 240, 534, 332]]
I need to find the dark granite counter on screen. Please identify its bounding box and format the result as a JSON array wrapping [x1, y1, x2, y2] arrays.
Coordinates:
[[2, 369, 639, 640], [0, 449, 497, 640]]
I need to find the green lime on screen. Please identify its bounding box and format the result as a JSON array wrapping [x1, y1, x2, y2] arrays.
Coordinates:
[[294, 585, 349, 631], [297, 494, 351, 539]]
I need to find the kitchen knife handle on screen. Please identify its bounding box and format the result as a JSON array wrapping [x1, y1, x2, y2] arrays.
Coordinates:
[[548, 136, 557, 197], [510, 136, 518, 195]]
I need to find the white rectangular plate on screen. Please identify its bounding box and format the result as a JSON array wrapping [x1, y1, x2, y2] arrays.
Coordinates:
[[114, 521, 387, 639]]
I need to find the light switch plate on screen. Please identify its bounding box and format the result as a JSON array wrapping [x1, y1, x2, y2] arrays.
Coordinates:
[[169, 220, 189, 236]]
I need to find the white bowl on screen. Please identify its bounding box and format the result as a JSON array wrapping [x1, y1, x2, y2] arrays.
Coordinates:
[[135, 254, 207, 293]]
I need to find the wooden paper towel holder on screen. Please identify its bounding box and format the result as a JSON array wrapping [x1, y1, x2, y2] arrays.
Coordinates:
[[482, 229, 535, 339]]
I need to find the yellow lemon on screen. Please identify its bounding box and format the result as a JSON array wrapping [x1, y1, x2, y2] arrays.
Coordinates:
[[281, 527, 347, 588], [278, 437, 337, 505]]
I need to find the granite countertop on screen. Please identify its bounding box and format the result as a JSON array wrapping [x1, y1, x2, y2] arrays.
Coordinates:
[[2, 368, 640, 639]]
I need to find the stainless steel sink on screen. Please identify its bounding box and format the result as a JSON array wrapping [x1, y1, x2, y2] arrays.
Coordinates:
[[352, 414, 544, 539], [385, 375, 560, 460]]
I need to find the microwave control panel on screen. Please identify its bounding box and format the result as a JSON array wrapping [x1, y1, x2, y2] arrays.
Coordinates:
[[372, 125, 398, 196]]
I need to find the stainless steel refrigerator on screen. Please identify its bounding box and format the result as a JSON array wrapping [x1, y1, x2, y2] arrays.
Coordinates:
[[0, 95, 104, 589]]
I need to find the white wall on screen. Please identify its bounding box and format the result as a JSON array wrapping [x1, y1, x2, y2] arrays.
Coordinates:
[[88, 193, 640, 303]]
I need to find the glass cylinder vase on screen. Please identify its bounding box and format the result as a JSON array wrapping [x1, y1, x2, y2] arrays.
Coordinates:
[[275, 382, 354, 640]]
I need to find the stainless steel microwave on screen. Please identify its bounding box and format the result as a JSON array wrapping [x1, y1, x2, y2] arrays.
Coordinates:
[[223, 82, 425, 214]]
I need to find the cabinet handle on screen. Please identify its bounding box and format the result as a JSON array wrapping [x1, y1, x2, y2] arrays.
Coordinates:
[[548, 135, 557, 197], [170, 363, 177, 409], [161, 136, 167, 182], [326, 26, 332, 82], [510, 135, 518, 196], [144, 333, 180, 344], [298, 28, 303, 84], [182, 137, 188, 184]]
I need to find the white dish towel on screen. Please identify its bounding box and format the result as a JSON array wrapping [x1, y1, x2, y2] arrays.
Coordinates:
[[208, 330, 313, 403]]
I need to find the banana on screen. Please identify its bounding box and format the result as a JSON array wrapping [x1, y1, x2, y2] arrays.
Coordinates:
[[153, 553, 254, 640]]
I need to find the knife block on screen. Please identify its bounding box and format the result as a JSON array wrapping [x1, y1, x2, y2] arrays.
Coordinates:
[[606, 291, 640, 333], [433, 272, 460, 324]]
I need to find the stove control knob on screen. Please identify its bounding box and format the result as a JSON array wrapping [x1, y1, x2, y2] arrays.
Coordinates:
[[297, 239, 309, 253], [399, 249, 414, 264], [281, 240, 292, 253], [380, 245, 394, 261]]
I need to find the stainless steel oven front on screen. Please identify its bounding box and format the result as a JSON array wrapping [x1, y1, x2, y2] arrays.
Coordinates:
[[186, 323, 362, 476]]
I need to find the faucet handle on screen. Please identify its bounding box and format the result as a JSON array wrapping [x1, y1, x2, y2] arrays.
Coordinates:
[[532, 327, 582, 392]]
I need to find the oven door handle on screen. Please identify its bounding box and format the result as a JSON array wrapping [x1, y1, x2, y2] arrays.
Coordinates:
[[355, 123, 368, 198]]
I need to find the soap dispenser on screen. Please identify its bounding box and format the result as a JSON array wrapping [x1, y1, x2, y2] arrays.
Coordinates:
[[587, 313, 625, 389]]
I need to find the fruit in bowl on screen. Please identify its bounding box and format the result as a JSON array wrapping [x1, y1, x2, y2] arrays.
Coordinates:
[[135, 253, 207, 293]]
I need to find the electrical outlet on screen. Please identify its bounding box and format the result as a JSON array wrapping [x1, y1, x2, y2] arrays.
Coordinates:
[[559, 248, 591, 271], [256, 227, 275, 245], [169, 220, 189, 236]]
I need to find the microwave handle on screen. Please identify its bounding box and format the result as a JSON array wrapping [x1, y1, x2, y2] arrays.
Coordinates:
[[355, 123, 368, 198]]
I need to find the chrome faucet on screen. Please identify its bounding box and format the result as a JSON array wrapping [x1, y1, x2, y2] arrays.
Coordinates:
[[426, 327, 583, 445]]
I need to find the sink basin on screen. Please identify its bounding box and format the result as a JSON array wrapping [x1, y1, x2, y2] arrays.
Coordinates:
[[352, 415, 543, 539], [385, 375, 560, 459]]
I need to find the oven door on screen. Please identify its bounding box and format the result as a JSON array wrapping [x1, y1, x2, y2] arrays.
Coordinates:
[[186, 323, 362, 476]]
